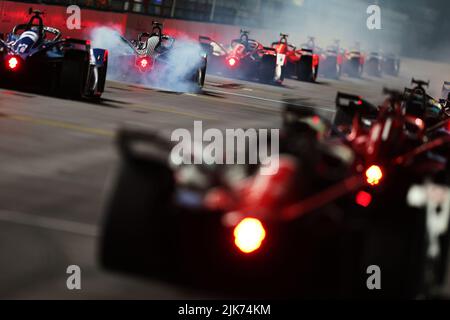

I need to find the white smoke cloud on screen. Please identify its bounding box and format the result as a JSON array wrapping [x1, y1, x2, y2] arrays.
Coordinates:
[[90, 27, 204, 93]]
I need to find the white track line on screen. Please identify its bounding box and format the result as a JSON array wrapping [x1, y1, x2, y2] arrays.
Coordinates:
[[0, 210, 98, 237], [204, 88, 336, 113]]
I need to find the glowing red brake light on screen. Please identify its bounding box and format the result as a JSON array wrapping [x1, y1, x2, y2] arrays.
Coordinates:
[[234, 218, 266, 254], [7, 56, 19, 70], [140, 58, 148, 68], [356, 191, 372, 207], [365, 165, 383, 186], [136, 56, 152, 71], [228, 58, 237, 67]]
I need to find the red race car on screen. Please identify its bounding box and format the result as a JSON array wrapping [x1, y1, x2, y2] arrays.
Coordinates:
[[271, 34, 319, 82], [318, 40, 344, 79], [342, 43, 365, 78], [201, 30, 284, 84]]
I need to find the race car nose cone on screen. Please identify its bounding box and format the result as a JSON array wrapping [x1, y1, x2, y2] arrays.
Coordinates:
[[234, 217, 266, 254]]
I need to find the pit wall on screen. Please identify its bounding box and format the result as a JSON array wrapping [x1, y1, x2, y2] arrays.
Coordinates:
[[0, 1, 248, 44]]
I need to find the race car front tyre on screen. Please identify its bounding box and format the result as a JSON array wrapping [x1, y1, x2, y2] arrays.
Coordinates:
[[347, 62, 363, 78]]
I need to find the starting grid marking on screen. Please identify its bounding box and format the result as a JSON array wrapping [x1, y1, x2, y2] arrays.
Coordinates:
[[4, 114, 115, 137], [0, 209, 98, 237]]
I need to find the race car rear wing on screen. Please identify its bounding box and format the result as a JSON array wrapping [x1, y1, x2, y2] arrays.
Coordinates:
[[198, 35, 225, 56], [334, 92, 378, 128], [336, 92, 376, 110], [263, 47, 277, 53], [61, 38, 92, 50], [403, 88, 434, 101], [198, 35, 212, 42], [34, 37, 92, 55]]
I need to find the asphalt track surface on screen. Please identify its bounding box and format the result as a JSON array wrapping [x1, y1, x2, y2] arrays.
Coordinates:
[[0, 58, 450, 299]]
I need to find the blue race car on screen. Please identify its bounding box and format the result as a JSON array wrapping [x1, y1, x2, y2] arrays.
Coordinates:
[[0, 9, 108, 99]]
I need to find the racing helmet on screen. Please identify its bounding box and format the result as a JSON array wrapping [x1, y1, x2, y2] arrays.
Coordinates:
[[13, 28, 40, 53]]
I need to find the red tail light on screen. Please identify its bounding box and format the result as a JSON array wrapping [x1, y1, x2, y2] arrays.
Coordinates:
[[141, 58, 148, 68], [234, 218, 266, 254], [228, 57, 237, 67], [356, 191, 372, 207], [365, 165, 383, 186], [136, 56, 153, 71], [6, 56, 19, 70]]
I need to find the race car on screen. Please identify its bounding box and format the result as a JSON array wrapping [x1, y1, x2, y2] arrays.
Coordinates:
[[271, 34, 319, 82], [109, 21, 207, 91], [365, 52, 383, 77], [382, 53, 401, 77], [342, 44, 365, 78], [0, 9, 108, 99], [333, 79, 447, 131], [318, 40, 343, 79], [288, 84, 450, 297], [99, 83, 450, 299], [200, 30, 283, 84]]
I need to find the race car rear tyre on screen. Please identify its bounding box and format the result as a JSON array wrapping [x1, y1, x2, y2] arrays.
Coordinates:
[[97, 60, 108, 95], [297, 59, 315, 82], [59, 50, 89, 98], [347, 62, 363, 78], [86, 59, 108, 100], [366, 61, 382, 77], [100, 152, 176, 277], [190, 57, 207, 93], [331, 64, 341, 80], [200, 64, 206, 87], [259, 55, 277, 83], [192, 66, 205, 92]]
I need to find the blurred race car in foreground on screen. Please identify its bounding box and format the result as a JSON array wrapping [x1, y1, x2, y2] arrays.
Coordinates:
[[99, 78, 450, 299], [318, 40, 343, 79], [271, 34, 319, 82], [200, 30, 283, 84], [0, 9, 108, 99], [109, 21, 207, 91]]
